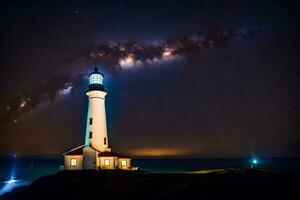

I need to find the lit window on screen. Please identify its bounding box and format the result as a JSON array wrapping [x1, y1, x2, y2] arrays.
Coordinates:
[[121, 160, 127, 166], [70, 158, 77, 166], [89, 118, 93, 125], [89, 74, 103, 84], [89, 131, 92, 139], [104, 159, 110, 166]]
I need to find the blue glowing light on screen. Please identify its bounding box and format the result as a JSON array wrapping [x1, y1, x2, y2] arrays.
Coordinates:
[[0, 179, 24, 195], [10, 154, 17, 184], [89, 73, 103, 85], [0, 155, 23, 196], [252, 158, 258, 165], [8, 178, 17, 183]]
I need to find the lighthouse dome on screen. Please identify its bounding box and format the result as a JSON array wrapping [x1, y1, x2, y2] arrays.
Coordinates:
[[89, 68, 104, 85]]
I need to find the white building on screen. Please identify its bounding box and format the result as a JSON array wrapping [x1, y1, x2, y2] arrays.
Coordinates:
[[63, 68, 133, 170]]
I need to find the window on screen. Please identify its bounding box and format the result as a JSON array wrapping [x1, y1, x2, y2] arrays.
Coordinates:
[[104, 159, 110, 166], [89, 74, 103, 85], [121, 160, 127, 166], [104, 137, 107, 145], [89, 131, 92, 139], [89, 118, 93, 125], [70, 158, 77, 166]]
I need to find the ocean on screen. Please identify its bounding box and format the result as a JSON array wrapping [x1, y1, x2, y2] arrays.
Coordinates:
[[0, 157, 299, 195]]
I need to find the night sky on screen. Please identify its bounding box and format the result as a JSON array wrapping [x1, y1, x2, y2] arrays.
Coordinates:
[[0, 0, 299, 157]]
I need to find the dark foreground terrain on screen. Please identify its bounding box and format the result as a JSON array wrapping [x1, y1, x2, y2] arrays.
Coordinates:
[[1, 169, 299, 200]]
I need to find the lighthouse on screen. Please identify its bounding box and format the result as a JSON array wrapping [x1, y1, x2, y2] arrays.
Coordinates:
[[84, 68, 109, 152], [62, 68, 135, 170]]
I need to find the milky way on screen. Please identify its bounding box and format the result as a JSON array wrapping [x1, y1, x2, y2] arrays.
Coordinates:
[[0, 25, 264, 123]]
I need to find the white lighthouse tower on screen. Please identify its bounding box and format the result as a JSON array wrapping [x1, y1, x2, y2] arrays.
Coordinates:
[[84, 68, 109, 152], [63, 68, 134, 171]]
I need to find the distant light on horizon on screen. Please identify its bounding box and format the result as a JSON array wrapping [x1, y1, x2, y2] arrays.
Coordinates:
[[129, 148, 191, 157], [252, 158, 258, 165]]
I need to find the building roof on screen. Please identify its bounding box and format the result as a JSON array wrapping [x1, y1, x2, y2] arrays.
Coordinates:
[[89, 67, 104, 77], [98, 151, 130, 158], [63, 145, 130, 158], [63, 145, 84, 155]]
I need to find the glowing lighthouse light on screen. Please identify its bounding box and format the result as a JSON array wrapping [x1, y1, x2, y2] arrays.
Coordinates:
[[89, 71, 103, 85]]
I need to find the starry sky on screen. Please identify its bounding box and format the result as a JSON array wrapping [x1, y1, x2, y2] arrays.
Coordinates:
[[0, 0, 299, 157]]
